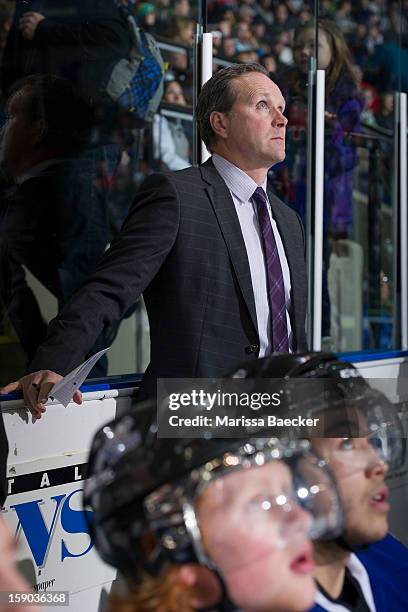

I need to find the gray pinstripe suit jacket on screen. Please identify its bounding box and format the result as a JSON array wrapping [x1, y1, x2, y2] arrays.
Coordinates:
[[29, 158, 307, 397]]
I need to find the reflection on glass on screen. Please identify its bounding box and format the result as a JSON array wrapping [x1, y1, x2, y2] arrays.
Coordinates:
[[0, 0, 406, 382], [317, 3, 401, 352], [270, 5, 402, 353], [0, 0, 198, 380], [273, 20, 363, 349], [153, 79, 193, 171]]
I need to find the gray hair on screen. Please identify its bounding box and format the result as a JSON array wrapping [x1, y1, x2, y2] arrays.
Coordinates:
[[196, 63, 269, 152]]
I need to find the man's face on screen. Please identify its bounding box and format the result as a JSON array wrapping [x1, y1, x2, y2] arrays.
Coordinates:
[[312, 438, 389, 546], [214, 72, 287, 170], [0, 89, 31, 177]]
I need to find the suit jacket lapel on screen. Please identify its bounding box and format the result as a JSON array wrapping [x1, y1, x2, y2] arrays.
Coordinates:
[[200, 159, 258, 336]]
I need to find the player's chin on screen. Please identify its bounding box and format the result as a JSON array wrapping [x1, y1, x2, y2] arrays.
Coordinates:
[[367, 516, 389, 541], [348, 520, 388, 546], [278, 575, 316, 612]]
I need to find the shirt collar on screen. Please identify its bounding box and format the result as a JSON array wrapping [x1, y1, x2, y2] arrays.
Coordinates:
[[212, 153, 268, 203]]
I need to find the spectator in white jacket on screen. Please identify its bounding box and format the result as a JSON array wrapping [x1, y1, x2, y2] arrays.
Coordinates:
[[153, 78, 191, 171]]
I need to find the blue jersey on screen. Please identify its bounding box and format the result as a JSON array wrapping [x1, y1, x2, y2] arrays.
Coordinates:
[[309, 534, 408, 612]]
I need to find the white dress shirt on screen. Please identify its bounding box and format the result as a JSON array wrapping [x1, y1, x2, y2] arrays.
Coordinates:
[[212, 153, 293, 355]]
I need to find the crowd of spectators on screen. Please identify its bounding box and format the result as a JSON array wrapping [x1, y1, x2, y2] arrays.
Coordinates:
[[92, 0, 408, 192], [0, 0, 406, 170], [0, 1, 403, 179], [85, 0, 407, 255], [132, 0, 408, 128]]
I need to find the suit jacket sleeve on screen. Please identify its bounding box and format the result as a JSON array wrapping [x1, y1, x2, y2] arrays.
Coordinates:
[[28, 172, 180, 375]]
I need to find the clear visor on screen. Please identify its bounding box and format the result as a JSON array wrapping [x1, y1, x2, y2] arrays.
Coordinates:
[[307, 394, 405, 477], [312, 431, 399, 478], [189, 450, 342, 573]]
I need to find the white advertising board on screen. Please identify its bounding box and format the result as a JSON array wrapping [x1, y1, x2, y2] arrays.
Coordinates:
[[1, 396, 118, 612]]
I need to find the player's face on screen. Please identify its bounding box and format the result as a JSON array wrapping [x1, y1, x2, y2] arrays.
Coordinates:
[[196, 462, 316, 612], [312, 437, 389, 545]]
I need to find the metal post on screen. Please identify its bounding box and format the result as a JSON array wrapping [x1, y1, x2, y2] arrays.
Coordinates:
[[192, 28, 213, 165], [192, 23, 202, 167], [200, 33, 213, 163], [400, 93, 408, 348], [312, 69, 325, 350], [306, 56, 316, 347]]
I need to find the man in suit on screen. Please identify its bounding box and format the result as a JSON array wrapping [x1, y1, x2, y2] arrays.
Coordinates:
[[1, 63, 307, 417]]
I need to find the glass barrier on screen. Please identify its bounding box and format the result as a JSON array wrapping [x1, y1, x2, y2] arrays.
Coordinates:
[[316, 1, 401, 353], [327, 126, 395, 351], [0, 2, 198, 382], [0, 0, 406, 385]]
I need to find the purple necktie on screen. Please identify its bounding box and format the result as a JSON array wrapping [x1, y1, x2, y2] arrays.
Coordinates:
[[252, 187, 289, 353]]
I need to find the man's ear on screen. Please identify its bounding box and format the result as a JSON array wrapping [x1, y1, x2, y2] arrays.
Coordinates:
[[31, 118, 48, 145], [178, 564, 223, 609], [209, 111, 229, 141]]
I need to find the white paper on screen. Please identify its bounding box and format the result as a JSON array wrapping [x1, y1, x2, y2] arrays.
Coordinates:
[[48, 348, 109, 408]]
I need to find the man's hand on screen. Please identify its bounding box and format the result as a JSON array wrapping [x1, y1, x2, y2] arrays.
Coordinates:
[[0, 371, 82, 421], [18, 12, 45, 40]]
